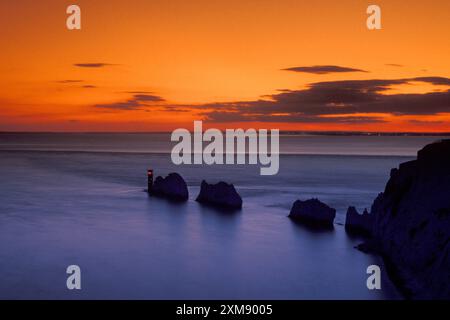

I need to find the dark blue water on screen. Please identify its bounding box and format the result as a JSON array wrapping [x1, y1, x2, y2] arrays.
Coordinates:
[[0, 134, 444, 299]]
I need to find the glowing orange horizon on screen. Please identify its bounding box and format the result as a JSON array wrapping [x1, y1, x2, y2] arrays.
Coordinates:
[[0, 0, 449, 132]]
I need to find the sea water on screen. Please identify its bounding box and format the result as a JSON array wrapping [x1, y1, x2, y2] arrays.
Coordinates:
[[0, 133, 444, 299]]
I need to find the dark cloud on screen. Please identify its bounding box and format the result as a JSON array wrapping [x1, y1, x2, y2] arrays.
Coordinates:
[[283, 65, 368, 74], [202, 111, 385, 124], [82, 85, 97, 89], [92, 77, 450, 123], [133, 94, 164, 102], [94, 94, 165, 111], [276, 89, 293, 92], [180, 77, 450, 123], [74, 63, 115, 68], [409, 120, 445, 125], [386, 64, 404, 67], [412, 77, 450, 86], [148, 107, 189, 113]]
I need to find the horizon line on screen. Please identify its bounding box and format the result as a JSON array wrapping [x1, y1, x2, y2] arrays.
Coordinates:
[[1, 130, 450, 136]]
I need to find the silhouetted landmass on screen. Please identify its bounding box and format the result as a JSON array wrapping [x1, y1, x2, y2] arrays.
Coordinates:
[[345, 207, 372, 236], [363, 139, 450, 299], [288, 198, 336, 229], [150, 173, 189, 201], [196, 180, 243, 209]]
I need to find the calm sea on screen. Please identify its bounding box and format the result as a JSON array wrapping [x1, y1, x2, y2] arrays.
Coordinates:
[[0, 133, 445, 299]]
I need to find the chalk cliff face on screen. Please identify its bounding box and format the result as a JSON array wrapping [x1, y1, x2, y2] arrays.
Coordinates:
[[369, 139, 450, 299]]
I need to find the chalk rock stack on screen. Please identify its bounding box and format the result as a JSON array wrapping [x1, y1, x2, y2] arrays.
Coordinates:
[[345, 206, 373, 236], [288, 198, 336, 228], [196, 180, 243, 209], [151, 173, 189, 201]]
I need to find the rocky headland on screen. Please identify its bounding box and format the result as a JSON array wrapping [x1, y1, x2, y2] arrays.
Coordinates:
[[362, 139, 450, 299]]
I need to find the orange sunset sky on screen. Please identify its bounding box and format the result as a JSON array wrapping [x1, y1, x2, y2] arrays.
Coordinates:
[[0, 0, 449, 132]]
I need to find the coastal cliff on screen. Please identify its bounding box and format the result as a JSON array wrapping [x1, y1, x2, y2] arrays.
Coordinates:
[[345, 207, 372, 236], [367, 139, 450, 299]]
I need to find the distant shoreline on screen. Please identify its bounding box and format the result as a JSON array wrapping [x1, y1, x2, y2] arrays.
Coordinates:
[[0, 149, 416, 157]]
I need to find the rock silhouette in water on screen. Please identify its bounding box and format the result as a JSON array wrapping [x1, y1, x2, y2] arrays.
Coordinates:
[[196, 180, 242, 209], [365, 139, 450, 299], [345, 206, 373, 236], [288, 198, 335, 229], [150, 173, 189, 201]]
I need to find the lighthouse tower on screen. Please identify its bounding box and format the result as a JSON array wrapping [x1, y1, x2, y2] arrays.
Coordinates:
[[147, 169, 154, 192]]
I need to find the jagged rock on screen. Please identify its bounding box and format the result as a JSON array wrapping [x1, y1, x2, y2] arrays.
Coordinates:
[[345, 206, 373, 236], [150, 173, 189, 201], [196, 180, 242, 209], [366, 139, 450, 299], [288, 198, 335, 228]]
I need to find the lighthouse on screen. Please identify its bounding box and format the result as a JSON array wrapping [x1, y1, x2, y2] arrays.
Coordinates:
[[147, 169, 154, 192]]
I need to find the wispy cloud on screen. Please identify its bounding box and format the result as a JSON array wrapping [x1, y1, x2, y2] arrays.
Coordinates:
[[283, 65, 368, 74], [385, 63, 404, 67], [124, 91, 155, 94], [73, 63, 115, 68], [56, 80, 84, 83], [94, 94, 165, 111]]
